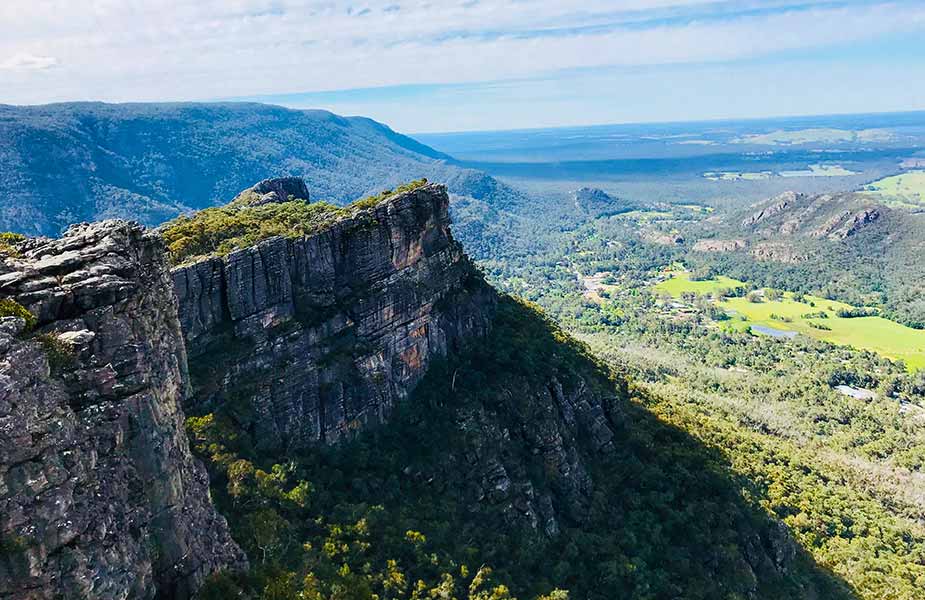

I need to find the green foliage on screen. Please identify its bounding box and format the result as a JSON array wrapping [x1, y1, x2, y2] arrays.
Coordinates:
[[35, 333, 75, 373], [0, 232, 26, 257], [350, 178, 428, 211], [162, 200, 344, 265], [162, 179, 430, 265], [187, 295, 859, 600], [0, 298, 36, 331], [457, 187, 925, 600], [836, 307, 879, 318]]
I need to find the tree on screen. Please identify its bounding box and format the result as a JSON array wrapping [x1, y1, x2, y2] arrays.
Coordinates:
[[248, 508, 290, 564]]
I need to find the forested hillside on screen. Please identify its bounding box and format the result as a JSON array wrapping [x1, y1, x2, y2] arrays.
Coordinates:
[[0, 102, 521, 235]]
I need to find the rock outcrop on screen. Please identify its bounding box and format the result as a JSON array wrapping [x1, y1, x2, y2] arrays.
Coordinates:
[[692, 238, 747, 253], [172, 183, 495, 449], [810, 207, 881, 240], [741, 191, 803, 228], [232, 177, 310, 206], [0, 221, 245, 599]]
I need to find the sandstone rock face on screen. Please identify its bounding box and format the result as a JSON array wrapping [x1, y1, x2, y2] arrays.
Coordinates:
[[810, 207, 881, 240], [173, 184, 495, 448], [741, 191, 802, 228], [0, 221, 245, 599]]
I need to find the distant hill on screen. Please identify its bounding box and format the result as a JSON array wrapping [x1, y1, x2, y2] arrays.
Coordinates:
[[688, 190, 925, 327], [570, 186, 636, 216], [0, 102, 523, 235]]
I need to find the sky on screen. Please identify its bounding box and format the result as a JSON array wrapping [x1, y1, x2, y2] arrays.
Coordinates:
[[1, 1, 924, 132]]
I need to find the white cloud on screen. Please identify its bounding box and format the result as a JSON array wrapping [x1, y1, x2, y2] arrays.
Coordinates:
[[0, 1, 922, 105], [0, 53, 59, 71]]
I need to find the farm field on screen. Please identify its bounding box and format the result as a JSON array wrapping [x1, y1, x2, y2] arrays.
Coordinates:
[[655, 272, 925, 369], [653, 272, 746, 296], [860, 170, 925, 207]]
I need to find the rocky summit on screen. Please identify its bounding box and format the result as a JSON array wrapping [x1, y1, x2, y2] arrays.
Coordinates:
[[173, 182, 496, 448], [0, 221, 245, 599]]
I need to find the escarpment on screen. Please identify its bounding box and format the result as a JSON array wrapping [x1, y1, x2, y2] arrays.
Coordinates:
[[172, 183, 496, 448], [0, 221, 245, 599], [0, 179, 834, 600], [168, 181, 628, 539]]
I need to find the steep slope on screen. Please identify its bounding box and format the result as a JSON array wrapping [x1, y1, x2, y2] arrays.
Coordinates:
[[168, 181, 853, 600], [0, 102, 522, 236], [0, 222, 244, 598], [0, 178, 858, 599]]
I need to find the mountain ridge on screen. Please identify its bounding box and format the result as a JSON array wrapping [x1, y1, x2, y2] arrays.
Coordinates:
[[0, 178, 856, 599], [0, 102, 517, 236]]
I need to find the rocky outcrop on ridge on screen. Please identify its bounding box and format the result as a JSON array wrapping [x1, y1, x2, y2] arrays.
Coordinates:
[[172, 183, 496, 449], [232, 176, 310, 206]]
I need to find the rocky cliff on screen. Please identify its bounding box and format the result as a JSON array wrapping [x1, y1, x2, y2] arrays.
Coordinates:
[[0, 180, 836, 599], [0, 222, 245, 599], [172, 183, 496, 449]]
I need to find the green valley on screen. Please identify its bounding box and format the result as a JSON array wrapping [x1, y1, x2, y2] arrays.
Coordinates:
[[654, 272, 925, 369]]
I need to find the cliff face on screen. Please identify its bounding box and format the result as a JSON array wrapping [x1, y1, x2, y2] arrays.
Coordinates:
[[170, 181, 622, 538], [172, 184, 495, 448], [0, 222, 245, 599]]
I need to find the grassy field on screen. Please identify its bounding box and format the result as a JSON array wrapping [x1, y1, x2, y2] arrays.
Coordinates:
[[654, 273, 925, 370], [861, 170, 925, 207], [653, 272, 746, 296]]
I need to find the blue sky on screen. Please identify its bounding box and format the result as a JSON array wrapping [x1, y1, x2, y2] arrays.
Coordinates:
[[2, 1, 924, 132]]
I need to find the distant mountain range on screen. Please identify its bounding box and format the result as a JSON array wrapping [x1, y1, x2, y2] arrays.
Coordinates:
[[0, 102, 523, 235]]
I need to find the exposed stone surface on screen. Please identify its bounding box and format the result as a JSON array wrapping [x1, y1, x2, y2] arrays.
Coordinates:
[[750, 242, 805, 263], [733, 191, 887, 246], [232, 176, 310, 206], [173, 183, 496, 448], [741, 191, 802, 227], [810, 207, 881, 240], [444, 371, 620, 536], [0, 221, 245, 599], [692, 238, 747, 253]]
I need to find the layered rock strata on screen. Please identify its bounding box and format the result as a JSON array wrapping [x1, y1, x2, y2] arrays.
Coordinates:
[[0, 221, 244, 599]]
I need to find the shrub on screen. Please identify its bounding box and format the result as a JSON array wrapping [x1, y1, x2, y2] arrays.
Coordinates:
[[162, 179, 430, 265], [801, 311, 829, 319], [350, 178, 428, 211], [0, 298, 37, 331], [836, 307, 879, 318], [0, 232, 25, 258], [35, 333, 75, 373]]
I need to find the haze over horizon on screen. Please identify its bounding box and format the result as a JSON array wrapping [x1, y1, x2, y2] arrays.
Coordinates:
[[2, 1, 925, 132]]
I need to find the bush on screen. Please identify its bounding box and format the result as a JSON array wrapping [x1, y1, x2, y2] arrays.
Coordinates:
[[0, 298, 36, 331], [836, 307, 878, 318], [801, 311, 828, 319], [351, 178, 428, 211], [35, 333, 75, 373], [0, 232, 26, 257]]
